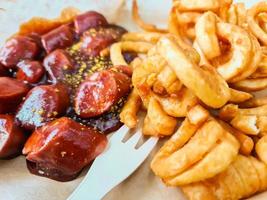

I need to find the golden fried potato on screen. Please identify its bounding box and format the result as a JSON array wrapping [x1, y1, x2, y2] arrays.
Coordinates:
[[110, 41, 154, 66], [120, 89, 141, 129], [156, 66, 180, 92], [166, 80, 183, 95], [257, 116, 267, 134], [192, 40, 210, 66], [168, 6, 180, 36], [163, 130, 239, 186], [250, 156, 267, 191], [176, 11, 201, 40], [182, 182, 217, 200], [158, 36, 230, 108], [214, 165, 245, 199], [219, 104, 239, 121], [216, 22, 253, 81], [142, 97, 177, 137], [195, 11, 254, 82], [240, 96, 267, 108], [110, 42, 128, 66], [152, 119, 224, 179], [230, 115, 259, 135], [236, 3, 246, 27], [250, 55, 267, 78], [218, 120, 254, 156], [219, 104, 267, 121], [151, 106, 210, 178], [195, 12, 221, 60], [178, 12, 202, 25], [247, 1, 267, 45], [177, 0, 220, 12], [239, 104, 267, 116], [232, 155, 260, 196], [227, 3, 246, 27], [187, 105, 210, 125], [256, 135, 267, 165], [156, 87, 198, 117], [230, 33, 262, 83], [227, 3, 238, 25], [122, 32, 164, 44], [233, 78, 267, 92], [229, 88, 253, 103], [182, 155, 267, 200], [257, 13, 267, 32]]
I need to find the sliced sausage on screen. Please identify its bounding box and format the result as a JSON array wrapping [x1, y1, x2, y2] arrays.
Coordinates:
[[41, 25, 74, 53], [0, 36, 39, 68], [74, 70, 131, 118], [0, 114, 27, 159], [74, 11, 108, 34], [109, 65, 133, 77], [0, 77, 29, 113], [16, 60, 45, 83], [23, 117, 107, 181], [16, 84, 70, 130], [43, 49, 73, 83], [81, 26, 127, 56]]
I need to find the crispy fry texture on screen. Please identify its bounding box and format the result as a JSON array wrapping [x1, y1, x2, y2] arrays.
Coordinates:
[[151, 105, 239, 186], [120, 1, 267, 199], [181, 155, 267, 200]]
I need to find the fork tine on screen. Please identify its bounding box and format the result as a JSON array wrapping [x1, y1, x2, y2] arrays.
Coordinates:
[[138, 137, 159, 152], [110, 125, 129, 142], [125, 131, 142, 147]]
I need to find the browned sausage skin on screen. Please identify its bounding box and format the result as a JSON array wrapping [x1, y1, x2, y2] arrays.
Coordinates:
[[74, 70, 131, 118], [0, 9, 133, 181], [23, 117, 107, 181], [16, 60, 45, 83], [109, 65, 133, 77], [43, 49, 74, 83], [80, 26, 127, 56], [74, 11, 108, 35], [0, 36, 39, 68], [0, 77, 29, 113], [41, 25, 74, 54], [0, 114, 27, 159], [16, 84, 70, 130]]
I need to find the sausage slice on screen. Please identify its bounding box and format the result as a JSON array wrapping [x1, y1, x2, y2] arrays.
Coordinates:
[[74, 70, 131, 118], [41, 25, 74, 53], [43, 49, 73, 83], [16, 60, 45, 83], [0, 36, 39, 68], [16, 84, 70, 130], [74, 11, 108, 34], [0, 77, 29, 103], [0, 114, 27, 159], [23, 117, 107, 181]]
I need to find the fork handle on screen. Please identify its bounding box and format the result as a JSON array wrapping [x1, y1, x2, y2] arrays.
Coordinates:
[[67, 169, 113, 200]]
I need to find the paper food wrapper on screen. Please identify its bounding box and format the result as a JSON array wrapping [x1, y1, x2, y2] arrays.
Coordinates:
[[0, 0, 266, 199]]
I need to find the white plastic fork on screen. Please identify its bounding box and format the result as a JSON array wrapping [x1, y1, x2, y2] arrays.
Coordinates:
[[67, 125, 159, 200]]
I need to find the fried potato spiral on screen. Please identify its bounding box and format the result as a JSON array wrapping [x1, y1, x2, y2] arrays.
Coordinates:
[[195, 12, 262, 82], [158, 36, 230, 108], [247, 1, 267, 46]]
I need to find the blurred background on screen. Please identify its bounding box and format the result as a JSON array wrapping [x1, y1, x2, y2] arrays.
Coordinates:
[[0, 0, 172, 44]]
